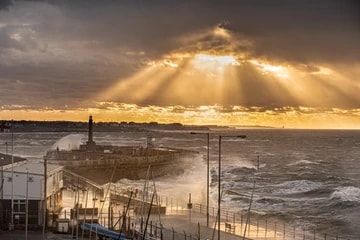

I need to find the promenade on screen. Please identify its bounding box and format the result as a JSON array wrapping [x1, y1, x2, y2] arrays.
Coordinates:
[[158, 211, 249, 240], [0, 211, 248, 240], [0, 230, 74, 240]]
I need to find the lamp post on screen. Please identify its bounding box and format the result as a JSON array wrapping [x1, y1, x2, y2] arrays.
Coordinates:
[[190, 132, 210, 227], [218, 135, 246, 240], [42, 157, 47, 240]]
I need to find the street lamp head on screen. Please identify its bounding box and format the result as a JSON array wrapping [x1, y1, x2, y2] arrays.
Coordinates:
[[219, 135, 246, 139], [190, 131, 209, 135], [237, 135, 247, 139]]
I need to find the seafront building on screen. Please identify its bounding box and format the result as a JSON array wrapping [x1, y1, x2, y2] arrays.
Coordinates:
[[0, 154, 104, 231], [0, 154, 65, 230]]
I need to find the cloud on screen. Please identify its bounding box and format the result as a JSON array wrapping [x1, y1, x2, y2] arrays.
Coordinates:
[[0, 0, 359, 122], [0, 0, 12, 11]]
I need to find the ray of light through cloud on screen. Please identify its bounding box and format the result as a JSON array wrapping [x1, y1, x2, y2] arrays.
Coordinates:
[[0, 0, 359, 129]]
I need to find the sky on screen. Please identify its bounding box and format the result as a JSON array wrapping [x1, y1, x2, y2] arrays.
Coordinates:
[[0, 0, 359, 129]]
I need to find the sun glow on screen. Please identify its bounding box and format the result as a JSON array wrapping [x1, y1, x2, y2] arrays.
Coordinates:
[[96, 53, 243, 106], [194, 54, 240, 66], [88, 45, 360, 129], [250, 59, 289, 78], [213, 27, 231, 39]]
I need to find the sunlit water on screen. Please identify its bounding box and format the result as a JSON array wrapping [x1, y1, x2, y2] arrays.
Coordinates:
[[1, 129, 359, 238]]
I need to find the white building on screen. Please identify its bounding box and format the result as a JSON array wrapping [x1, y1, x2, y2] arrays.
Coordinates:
[[0, 155, 63, 230]]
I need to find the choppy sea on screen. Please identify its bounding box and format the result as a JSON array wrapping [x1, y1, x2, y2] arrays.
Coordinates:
[[1, 129, 359, 238]]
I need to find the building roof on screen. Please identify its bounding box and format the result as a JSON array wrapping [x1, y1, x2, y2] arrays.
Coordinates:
[[1, 160, 63, 176], [0, 153, 27, 167]]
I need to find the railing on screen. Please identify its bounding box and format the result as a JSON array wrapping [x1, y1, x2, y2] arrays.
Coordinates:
[[99, 184, 354, 240], [128, 191, 353, 240], [75, 212, 354, 240]]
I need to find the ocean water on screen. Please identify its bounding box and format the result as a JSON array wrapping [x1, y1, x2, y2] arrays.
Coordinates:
[[1, 129, 359, 238]]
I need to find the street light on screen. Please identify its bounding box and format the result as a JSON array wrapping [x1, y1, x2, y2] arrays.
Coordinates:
[[190, 131, 210, 227], [218, 135, 246, 240]]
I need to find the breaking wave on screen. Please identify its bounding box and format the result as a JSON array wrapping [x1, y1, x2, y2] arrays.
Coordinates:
[[51, 134, 85, 150], [330, 186, 360, 202], [288, 160, 316, 166], [273, 180, 323, 195]]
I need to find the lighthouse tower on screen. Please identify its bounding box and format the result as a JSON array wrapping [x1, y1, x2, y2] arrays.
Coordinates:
[[87, 115, 96, 147]]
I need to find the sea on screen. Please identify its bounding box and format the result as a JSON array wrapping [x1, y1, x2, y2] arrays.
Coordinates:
[[1, 128, 360, 239]]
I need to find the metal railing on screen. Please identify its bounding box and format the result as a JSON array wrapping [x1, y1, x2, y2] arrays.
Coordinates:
[[102, 184, 355, 240]]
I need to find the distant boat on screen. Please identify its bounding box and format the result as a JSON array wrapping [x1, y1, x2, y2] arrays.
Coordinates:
[[44, 116, 197, 184]]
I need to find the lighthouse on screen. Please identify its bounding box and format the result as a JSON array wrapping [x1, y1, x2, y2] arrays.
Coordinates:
[[87, 115, 96, 147]]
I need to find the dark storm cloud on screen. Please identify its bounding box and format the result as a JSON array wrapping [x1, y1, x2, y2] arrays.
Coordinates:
[[0, 0, 359, 110], [0, 0, 13, 11], [68, 0, 359, 63], [2, 0, 359, 62]]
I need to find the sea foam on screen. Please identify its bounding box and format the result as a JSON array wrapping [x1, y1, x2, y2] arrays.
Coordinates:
[[273, 180, 322, 195], [330, 186, 360, 202], [51, 134, 85, 150]]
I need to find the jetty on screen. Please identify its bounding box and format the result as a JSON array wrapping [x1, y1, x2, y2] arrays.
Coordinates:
[[44, 116, 197, 184]]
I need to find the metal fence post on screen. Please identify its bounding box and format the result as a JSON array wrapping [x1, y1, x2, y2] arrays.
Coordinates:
[[265, 219, 268, 238], [283, 223, 286, 240], [303, 226, 305, 240], [150, 221, 153, 236], [249, 217, 251, 237], [294, 225, 296, 240], [240, 214, 243, 232]]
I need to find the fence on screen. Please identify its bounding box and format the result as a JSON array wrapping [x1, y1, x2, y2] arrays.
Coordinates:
[[75, 213, 353, 240], [102, 184, 354, 240], [133, 192, 353, 240], [54, 184, 357, 240]]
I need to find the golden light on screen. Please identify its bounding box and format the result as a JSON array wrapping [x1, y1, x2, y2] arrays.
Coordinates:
[[193, 54, 240, 67], [213, 27, 231, 39], [96, 60, 179, 103], [86, 46, 360, 129], [250, 59, 289, 78], [96, 53, 242, 106]]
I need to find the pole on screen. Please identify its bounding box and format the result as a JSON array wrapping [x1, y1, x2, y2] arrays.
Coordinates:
[[206, 133, 210, 228], [42, 157, 47, 240], [76, 181, 80, 240], [82, 189, 89, 240], [2, 142, 7, 201], [26, 171, 29, 240], [218, 136, 221, 240], [10, 124, 14, 230], [89, 190, 97, 240]]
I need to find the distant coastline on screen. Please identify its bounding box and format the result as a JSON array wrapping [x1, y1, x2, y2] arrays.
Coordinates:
[[0, 120, 210, 132], [2, 120, 357, 132]]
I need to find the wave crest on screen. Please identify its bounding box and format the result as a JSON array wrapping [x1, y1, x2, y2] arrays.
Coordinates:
[[51, 134, 85, 150], [273, 180, 322, 195], [330, 186, 360, 202]]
